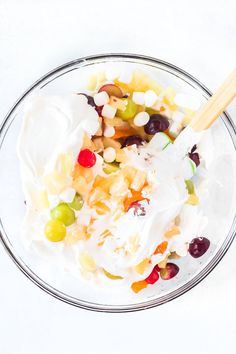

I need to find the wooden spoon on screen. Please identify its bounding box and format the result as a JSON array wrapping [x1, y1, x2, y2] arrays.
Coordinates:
[[190, 69, 236, 131]]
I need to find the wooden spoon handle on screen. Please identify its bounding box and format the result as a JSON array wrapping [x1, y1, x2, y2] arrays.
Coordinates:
[[190, 69, 236, 131]]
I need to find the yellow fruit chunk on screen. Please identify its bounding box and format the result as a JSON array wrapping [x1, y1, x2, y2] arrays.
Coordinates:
[[109, 96, 127, 111], [103, 269, 123, 280], [186, 193, 199, 205], [104, 117, 130, 129], [164, 226, 180, 239], [103, 137, 121, 149], [73, 164, 94, 183], [93, 175, 116, 194], [65, 226, 86, 245], [163, 87, 177, 110], [72, 176, 88, 195], [79, 251, 97, 272], [88, 187, 108, 206], [122, 165, 137, 185], [134, 258, 149, 275], [93, 137, 104, 152], [109, 174, 129, 196], [158, 257, 168, 269], [131, 280, 148, 293], [95, 201, 110, 215], [131, 170, 146, 191], [115, 148, 127, 163], [82, 133, 96, 150], [112, 128, 137, 140]]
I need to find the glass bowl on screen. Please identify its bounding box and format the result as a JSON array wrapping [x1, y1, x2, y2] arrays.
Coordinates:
[[0, 54, 236, 312]]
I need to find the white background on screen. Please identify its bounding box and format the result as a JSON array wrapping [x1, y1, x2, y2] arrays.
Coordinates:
[[0, 1, 235, 353]]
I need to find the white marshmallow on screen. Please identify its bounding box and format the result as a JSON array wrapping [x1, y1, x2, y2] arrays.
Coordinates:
[[103, 147, 116, 163], [104, 125, 115, 137], [102, 104, 117, 119], [144, 90, 158, 107], [174, 94, 202, 111], [118, 70, 133, 84], [60, 187, 76, 203], [132, 92, 145, 105], [134, 112, 150, 127], [94, 91, 109, 106]]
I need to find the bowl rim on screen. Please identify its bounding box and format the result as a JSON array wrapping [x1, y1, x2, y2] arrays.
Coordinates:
[[0, 53, 236, 312]]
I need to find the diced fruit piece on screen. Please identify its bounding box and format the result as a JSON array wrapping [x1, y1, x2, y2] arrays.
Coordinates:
[[88, 187, 108, 206], [188, 237, 210, 258], [103, 162, 120, 174], [69, 193, 84, 211], [72, 176, 88, 195], [131, 280, 148, 293], [103, 137, 122, 149], [82, 133, 96, 150], [103, 269, 123, 280], [77, 149, 96, 168], [79, 251, 97, 272], [154, 241, 168, 255], [44, 219, 66, 242], [144, 114, 169, 135], [185, 180, 195, 194], [92, 175, 116, 194], [65, 226, 86, 245], [95, 201, 110, 215], [124, 190, 146, 212], [103, 147, 116, 163], [116, 98, 138, 120], [145, 266, 160, 284], [164, 226, 180, 239], [109, 174, 129, 196], [158, 258, 168, 269], [112, 128, 137, 140], [115, 148, 127, 163], [104, 117, 130, 128], [148, 132, 172, 150], [122, 165, 137, 185], [109, 96, 127, 111], [72, 164, 94, 183], [128, 201, 146, 216], [98, 84, 123, 98], [102, 104, 117, 119], [131, 170, 146, 191], [50, 203, 75, 226], [93, 137, 104, 152], [134, 258, 149, 274], [160, 263, 179, 280], [186, 193, 199, 205], [122, 135, 145, 147]]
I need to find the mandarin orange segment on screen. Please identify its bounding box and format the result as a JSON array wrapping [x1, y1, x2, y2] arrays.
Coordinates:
[[154, 241, 168, 255], [124, 190, 145, 211], [131, 280, 148, 293], [134, 258, 150, 275], [112, 128, 137, 140]]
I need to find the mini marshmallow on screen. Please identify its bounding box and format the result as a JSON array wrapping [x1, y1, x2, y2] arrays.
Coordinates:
[[104, 125, 115, 137], [174, 94, 202, 111], [103, 147, 116, 163], [132, 92, 145, 105], [94, 91, 109, 106], [102, 104, 117, 119], [60, 187, 76, 203], [144, 90, 158, 107], [134, 112, 150, 127], [118, 70, 133, 84]]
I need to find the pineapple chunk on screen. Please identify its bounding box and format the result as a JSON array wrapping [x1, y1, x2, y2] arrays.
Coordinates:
[[109, 174, 129, 196], [122, 165, 137, 186], [103, 137, 121, 149], [73, 164, 94, 183], [72, 176, 88, 195], [93, 175, 117, 194], [88, 187, 108, 206], [116, 148, 127, 163], [164, 226, 180, 239], [134, 258, 149, 275], [131, 170, 146, 191], [82, 133, 96, 151], [65, 226, 86, 245], [104, 117, 130, 129], [79, 251, 97, 272], [95, 202, 110, 215], [93, 137, 104, 152]]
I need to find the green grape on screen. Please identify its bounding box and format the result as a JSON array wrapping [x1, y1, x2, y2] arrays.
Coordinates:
[[185, 180, 195, 194], [50, 203, 75, 226], [116, 98, 138, 120], [69, 193, 84, 211], [103, 162, 120, 174], [44, 219, 66, 242]]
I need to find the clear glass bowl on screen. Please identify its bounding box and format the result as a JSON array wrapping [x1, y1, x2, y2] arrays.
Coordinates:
[[0, 54, 236, 312]]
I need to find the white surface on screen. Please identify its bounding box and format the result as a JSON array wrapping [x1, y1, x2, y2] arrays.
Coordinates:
[[0, 1, 235, 353]]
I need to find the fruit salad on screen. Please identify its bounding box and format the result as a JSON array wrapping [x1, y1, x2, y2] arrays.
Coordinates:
[[18, 68, 212, 294]]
